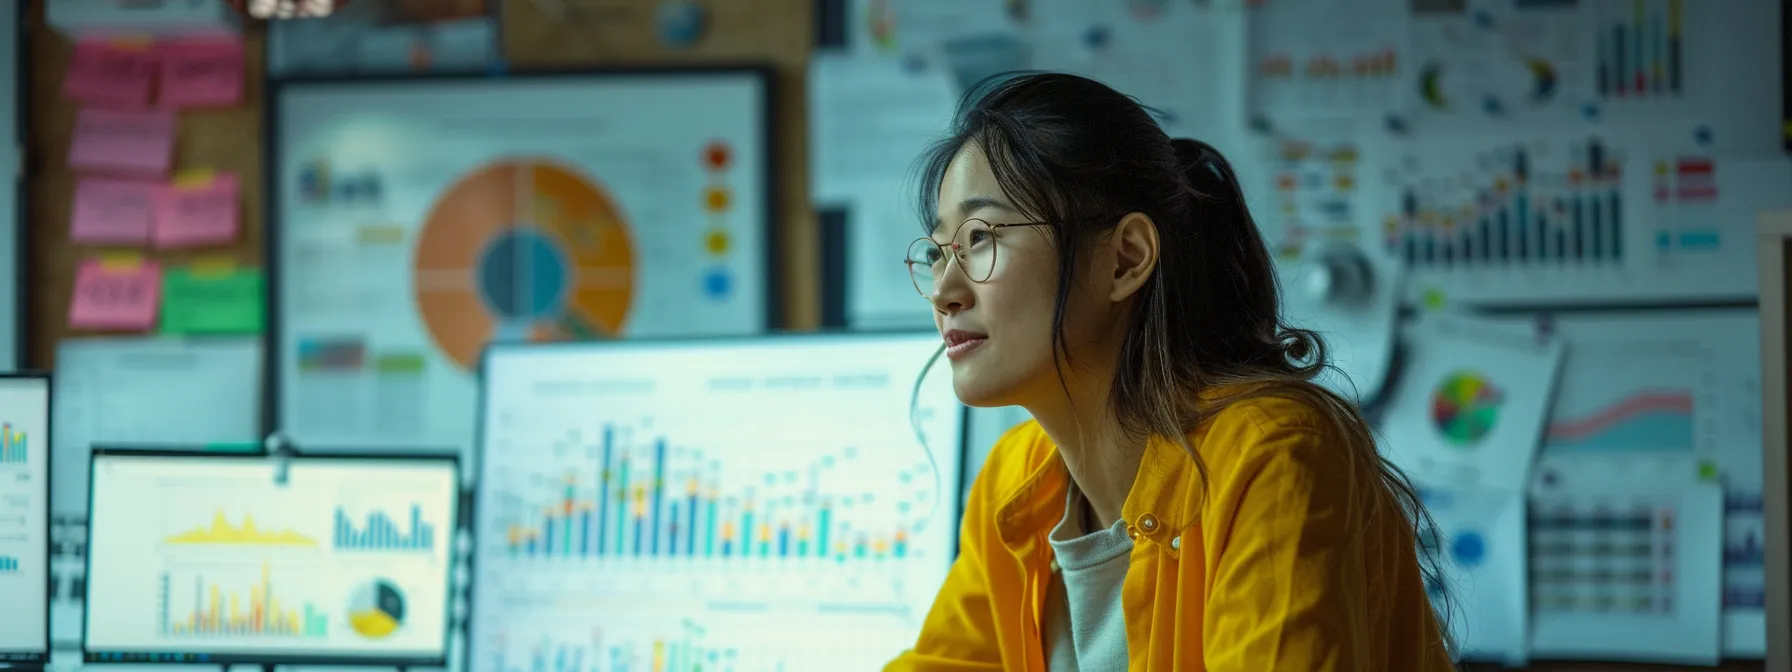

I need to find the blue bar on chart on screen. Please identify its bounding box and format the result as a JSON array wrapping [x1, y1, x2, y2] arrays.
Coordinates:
[[1385, 140, 1625, 270], [333, 504, 435, 551], [0, 555, 18, 572], [500, 425, 925, 565], [0, 423, 26, 464]]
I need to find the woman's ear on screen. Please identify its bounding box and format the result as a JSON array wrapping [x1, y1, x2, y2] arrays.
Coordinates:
[[1107, 212, 1159, 302]]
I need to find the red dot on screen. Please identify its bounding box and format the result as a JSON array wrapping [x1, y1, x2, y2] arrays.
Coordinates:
[[703, 142, 732, 170]]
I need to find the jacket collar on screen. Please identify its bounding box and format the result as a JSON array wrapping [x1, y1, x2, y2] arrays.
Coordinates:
[[992, 433, 1201, 553]]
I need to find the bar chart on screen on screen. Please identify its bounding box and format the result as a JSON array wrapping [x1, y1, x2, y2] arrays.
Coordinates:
[[479, 419, 946, 608], [1375, 128, 1766, 304], [476, 610, 913, 672], [472, 338, 967, 672]]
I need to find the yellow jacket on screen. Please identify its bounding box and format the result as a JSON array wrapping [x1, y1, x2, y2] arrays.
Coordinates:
[[887, 393, 1454, 671]]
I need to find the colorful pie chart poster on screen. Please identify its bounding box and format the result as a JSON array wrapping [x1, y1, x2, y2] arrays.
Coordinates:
[[1378, 313, 1563, 494], [271, 72, 772, 464]]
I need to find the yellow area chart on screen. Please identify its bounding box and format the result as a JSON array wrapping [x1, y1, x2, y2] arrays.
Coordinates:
[[165, 511, 318, 547]]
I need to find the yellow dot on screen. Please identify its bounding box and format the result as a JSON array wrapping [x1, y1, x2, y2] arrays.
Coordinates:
[[705, 229, 731, 255], [1334, 174, 1354, 191], [704, 187, 731, 213]]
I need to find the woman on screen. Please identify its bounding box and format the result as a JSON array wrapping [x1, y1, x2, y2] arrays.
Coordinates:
[[886, 73, 1454, 671]]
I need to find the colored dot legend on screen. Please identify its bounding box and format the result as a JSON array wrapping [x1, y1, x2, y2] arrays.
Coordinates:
[[704, 229, 731, 255], [703, 142, 732, 171], [704, 186, 731, 213]]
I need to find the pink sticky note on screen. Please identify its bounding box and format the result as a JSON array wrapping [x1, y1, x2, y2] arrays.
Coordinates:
[[69, 108, 178, 177], [62, 41, 157, 109], [70, 177, 157, 244], [153, 171, 240, 248], [69, 257, 163, 331], [157, 39, 245, 109]]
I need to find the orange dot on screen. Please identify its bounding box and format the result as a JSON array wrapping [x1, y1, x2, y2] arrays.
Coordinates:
[[704, 186, 731, 212], [703, 142, 732, 170]]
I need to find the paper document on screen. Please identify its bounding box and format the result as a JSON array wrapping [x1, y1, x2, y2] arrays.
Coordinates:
[[51, 337, 263, 515]]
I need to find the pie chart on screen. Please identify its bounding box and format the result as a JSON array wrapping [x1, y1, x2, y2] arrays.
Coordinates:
[[412, 160, 637, 371], [1430, 371, 1503, 447], [347, 579, 406, 639]]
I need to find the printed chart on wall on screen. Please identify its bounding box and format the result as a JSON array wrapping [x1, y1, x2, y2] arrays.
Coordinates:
[[0, 377, 50, 661], [1028, 0, 1223, 138], [1259, 131, 1377, 260], [83, 454, 459, 665], [1375, 126, 1792, 306], [1377, 313, 1563, 494], [1246, 0, 1403, 124], [1507, 309, 1764, 658], [1399, 0, 1771, 131], [1415, 485, 1528, 667], [1526, 467, 1725, 664], [470, 334, 965, 672], [271, 71, 773, 467]]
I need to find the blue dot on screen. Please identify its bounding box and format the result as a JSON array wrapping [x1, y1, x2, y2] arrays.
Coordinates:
[[702, 267, 731, 299], [655, 0, 705, 48], [1694, 124, 1713, 145], [1083, 25, 1110, 50], [1656, 230, 1672, 250], [1384, 114, 1408, 134], [1472, 10, 1494, 28], [1581, 102, 1601, 120], [1451, 531, 1486, 567], [902, 54, 927, 73], [1481, 96, 1504, 116]]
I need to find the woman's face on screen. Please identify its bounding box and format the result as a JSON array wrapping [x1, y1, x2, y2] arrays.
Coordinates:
[[927, 144, 1110, 408]]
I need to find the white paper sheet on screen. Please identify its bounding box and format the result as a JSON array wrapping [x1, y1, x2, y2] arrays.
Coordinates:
[[1489, 309, 1765, 657], [1415, 481, 1529, 667], [51, 337, 263, 516], [1025, 0, 1227, 139], [1379, 313, 1564, 494], [1527, 456, 1725, 664], [809, 54, 962, 328]]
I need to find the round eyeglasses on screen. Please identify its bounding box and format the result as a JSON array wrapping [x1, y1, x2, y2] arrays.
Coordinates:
[[904, 218, 1051, 297]]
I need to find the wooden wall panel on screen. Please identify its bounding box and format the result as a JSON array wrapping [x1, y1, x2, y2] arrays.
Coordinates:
[[23, 0, 266, 368], [502, 0, 817, 330]]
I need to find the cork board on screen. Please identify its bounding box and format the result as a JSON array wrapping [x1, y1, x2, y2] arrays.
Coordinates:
[[22, 1, 266, 368], [501, 0, 816, 330]]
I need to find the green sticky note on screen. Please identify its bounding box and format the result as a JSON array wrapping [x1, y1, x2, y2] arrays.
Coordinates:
[[159, 264, 264, 334]]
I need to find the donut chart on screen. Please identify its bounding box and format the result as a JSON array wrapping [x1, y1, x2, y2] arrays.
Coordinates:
[[1430, 371, 1504, 447], [347, 579, 406, 639], [413, 160, 637, 371]]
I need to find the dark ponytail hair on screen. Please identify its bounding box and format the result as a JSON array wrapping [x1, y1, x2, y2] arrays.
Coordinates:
[[911, 72, 1457, 659]]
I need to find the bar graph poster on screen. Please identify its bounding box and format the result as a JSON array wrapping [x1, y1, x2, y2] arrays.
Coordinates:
[[471, 334, 965, 672], [83, 454, 458, 664], [1374, 129, 1774, 306]]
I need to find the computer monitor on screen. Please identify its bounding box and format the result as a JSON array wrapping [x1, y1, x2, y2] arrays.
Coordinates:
[[83, 450, 460, 666], [469, 331, 967, 671], [0, 373, 51, 664]]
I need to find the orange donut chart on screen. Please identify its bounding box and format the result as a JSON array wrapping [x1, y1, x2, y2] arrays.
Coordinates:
[[412, 159, 637, 371]]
